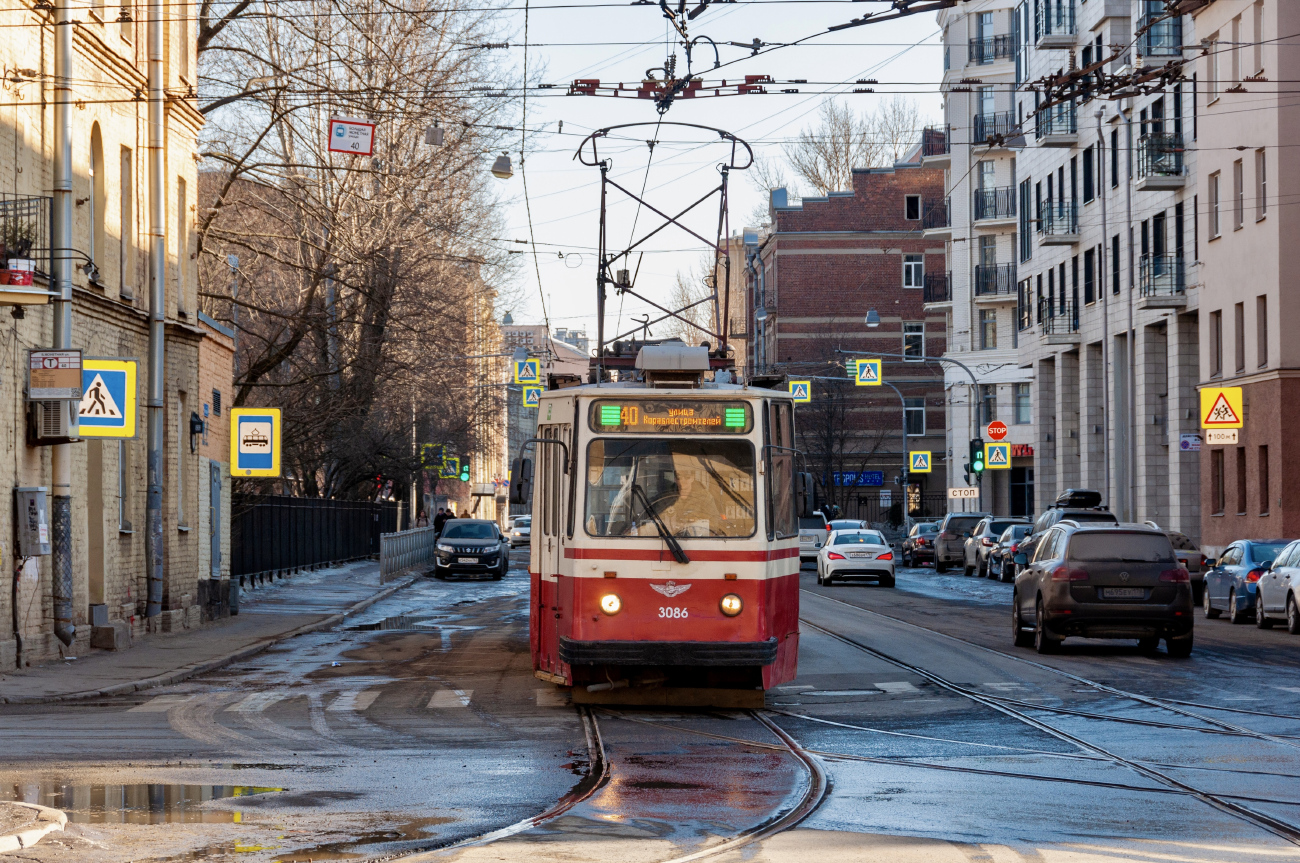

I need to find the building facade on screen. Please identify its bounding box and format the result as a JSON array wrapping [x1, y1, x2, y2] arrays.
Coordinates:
[[750, 160, 950, 523]]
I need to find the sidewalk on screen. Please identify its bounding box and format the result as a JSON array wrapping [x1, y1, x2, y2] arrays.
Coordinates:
[[0, 560, 416, 704], [0, 801, 65, 853]]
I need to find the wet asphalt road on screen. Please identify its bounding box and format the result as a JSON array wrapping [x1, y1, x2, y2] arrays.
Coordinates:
[[3, 553, 1300, 862]]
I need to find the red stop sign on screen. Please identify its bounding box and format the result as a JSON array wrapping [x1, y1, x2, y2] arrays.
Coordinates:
[[986, 420, 1009, 441]]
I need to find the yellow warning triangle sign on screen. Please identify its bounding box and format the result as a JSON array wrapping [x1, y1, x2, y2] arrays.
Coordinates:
[[1205, 392, 1240, 425]]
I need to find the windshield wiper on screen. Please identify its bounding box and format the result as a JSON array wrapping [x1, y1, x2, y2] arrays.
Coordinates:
[[631, 482, 690, 564]]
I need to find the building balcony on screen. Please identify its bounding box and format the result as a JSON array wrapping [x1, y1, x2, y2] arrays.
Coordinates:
[[1035, 104, 1078, 146], [923, 271, 952, 305], [972, 112, 1019, 146], [0, 193, 56, 304], [969, 34, 1015, 65], [1138, 4, 1183, 57], [921, 125, 950, 167], [1137, 254, 1187, 309], [1035, 0, 1076, 48], [1040, 299, 1080, 345], [922, 197, 951, 239], [973, 264, 1017, 301], [1136, 132, 1186, 190], [972, 187, 1016, 224], [1039, 200, 1079, 244]]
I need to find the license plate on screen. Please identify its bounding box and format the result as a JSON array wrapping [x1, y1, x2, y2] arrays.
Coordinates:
[[1101, 587, 1145, 599], [848, 552, 871, 559], [457, 557, 478, 564], [800, 534, 815, 542]]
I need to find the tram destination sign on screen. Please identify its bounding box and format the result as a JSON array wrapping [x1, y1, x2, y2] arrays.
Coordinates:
[[589, 399, 753, 434]]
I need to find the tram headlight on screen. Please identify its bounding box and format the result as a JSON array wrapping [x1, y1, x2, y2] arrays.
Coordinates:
[[719, 593, 743, 617], [599, 594, 622, 615]]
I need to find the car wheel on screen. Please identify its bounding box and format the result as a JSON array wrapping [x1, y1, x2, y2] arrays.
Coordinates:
[[903, 551, 913, 567], [999, 561, 1014, 583], [1137, 636, 1160, 652], [1257, 598, 1275, 629], [964, 562, 975, 577], [935, 561, 947, 573], [1034, 598, 1060, 654], [1203, 587, 1221, 619], [1227, 589, 1248, 625], [881, 576, 895, 588], [1166, 634, 1193, 658], [816, 565, 824, 586], [1012, 596, 1034, 647], [1288, 594, 1300, 635]]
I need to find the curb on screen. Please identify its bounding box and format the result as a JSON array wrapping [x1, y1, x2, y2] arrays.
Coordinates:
[[0, 802, 67, 854], [0, 575, 420, 705]]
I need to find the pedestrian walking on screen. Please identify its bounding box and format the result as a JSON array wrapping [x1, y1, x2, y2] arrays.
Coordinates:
[[433, 507, 449, 535], [416, 510, 429, 528]]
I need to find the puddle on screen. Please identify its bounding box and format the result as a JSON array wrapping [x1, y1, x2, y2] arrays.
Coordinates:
[[0, 783, 281, 824], [346, 615, 441, 631], [271, 816, 456, 861]]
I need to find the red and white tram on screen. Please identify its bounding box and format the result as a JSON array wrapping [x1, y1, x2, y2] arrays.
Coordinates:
[[512, 346, 808, 707]]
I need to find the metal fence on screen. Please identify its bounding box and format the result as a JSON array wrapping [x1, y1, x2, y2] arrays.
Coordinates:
[[231, 494, 400, 581], [380, 525, 441, 583]]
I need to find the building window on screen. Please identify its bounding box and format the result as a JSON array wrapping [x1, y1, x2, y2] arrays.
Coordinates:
[[1208, 172, 1221, 238], [1233, 159, 1244, 230], [1212, 449, 1225, 515], [1253, 0, 1264, 76], [1194, 194, 1199, 259], [979, 384, 997, 425], [212, 389, 222, 416], [176, 177, 188, 314], [1260, 445, 1270, 515], [1236, 446, 1247, 515], [1111, 235, 1120, 295], [1210, 310, 1223, 377], [90, 124, 105, 274], [903, 254, 923, 288], [120, 147, 134, 297], [1231, 15, 1241, 84], [177, 390, 188, 526], [1234, 302, 1245, 374], [1014, 383, 1031, 424], [1257, 295, 1268, 367], [1083, 247, 1095, 305], [980, 309, 997, 350], [1110, 130, 1119, 187], [1256, 149, 1267, 220], [1083, 145, 1094, 202], [1208, 32, 1220, 99], [905, 195, 921, 220], [1019, 179, 1032, 261], [903, 322, 924, 360], [905, 397, 925, 436]]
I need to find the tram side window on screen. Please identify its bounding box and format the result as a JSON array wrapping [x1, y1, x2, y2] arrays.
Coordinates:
[[767, 402, 797, 539]]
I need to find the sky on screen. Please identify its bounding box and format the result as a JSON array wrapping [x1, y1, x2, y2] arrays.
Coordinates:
[[489, 0, 946, 346]]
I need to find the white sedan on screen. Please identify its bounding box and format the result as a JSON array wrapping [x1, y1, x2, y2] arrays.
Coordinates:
[[508, 516, 531, 548], [816, 529, 896, 587]]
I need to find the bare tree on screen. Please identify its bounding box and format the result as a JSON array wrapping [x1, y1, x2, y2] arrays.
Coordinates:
[[778, 96, 929, 196], [660, 255, 716, 345]]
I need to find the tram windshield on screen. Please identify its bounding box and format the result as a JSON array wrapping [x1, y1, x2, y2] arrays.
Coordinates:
[[584, 439, 756, 538]]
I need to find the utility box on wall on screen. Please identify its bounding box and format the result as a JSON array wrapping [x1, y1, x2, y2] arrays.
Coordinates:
[[14, 486, 50, 557]]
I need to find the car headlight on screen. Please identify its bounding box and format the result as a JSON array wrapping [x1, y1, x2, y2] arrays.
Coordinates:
[[436, 543, 454, 552], [599, 594, 621, 615], [719, 594, 743, 617]]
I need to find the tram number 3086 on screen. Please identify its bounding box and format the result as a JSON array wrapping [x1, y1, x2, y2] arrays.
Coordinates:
[[658, 607, 689, 619]]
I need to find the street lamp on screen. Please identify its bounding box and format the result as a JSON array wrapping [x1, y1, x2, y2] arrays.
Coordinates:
[[491, 152, 514, 179], [865, 308, 880, 328]]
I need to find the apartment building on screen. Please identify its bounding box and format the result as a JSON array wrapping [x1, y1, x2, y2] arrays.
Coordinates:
[[934, 0, 1202, 536], [1189, 0, 1297, 554]]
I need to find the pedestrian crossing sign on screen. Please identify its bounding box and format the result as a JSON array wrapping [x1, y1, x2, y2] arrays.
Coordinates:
[[78, 358, 137, 438], [1200, 386, 1243, 429], [984, 442, 1011, 469], [909, 451, 932, 473], [231, 407, 281, 477], [522, 386, 542, 407], [440, 456, 461, 479], [514, 359, 541, 385], [855, 358, 882, 386], [789, 380, 811, 403]]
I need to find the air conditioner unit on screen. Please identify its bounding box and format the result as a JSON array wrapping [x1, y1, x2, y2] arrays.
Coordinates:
[[27, 399, 79, 445]]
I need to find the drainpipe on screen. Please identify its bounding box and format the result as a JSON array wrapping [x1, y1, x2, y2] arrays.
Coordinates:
[[145, 0, 166, 617], [1095, 108, 1111, 514], [51, 0, 75, 647], [1124, 100, 1136, 523]]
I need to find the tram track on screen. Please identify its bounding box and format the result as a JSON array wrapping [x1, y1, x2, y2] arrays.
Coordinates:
[[797, 614, 1300, 847]]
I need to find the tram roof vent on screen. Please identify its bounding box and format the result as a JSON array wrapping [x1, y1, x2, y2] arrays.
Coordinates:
[[635, 344, 709, 387]]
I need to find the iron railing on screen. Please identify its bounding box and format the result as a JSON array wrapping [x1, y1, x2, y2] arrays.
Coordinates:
[[921, 125, 950, 157], [1137, 132, 1185, 179], [1041, 200, 1078, 236], [231, 494, 400, 581], [1040, 299, 1079, 335], [1035, 103, 1077, 138], [0, 193, 53, 280], [923, 271, 952, 303], [1138, 3, 1182, 56], [973, 187, 1016, 221], [1139, 254, 1185, 296], [922, 197, 950, 230], [969, 34, 1015, 65], [973, 111, 1018, 143], [1035, 0, 1075, 41], [974, 263, 1017, 296], [380, 524, 441, 583]]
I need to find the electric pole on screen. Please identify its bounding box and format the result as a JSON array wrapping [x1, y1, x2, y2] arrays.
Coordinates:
[[145, 0, 166, 617]]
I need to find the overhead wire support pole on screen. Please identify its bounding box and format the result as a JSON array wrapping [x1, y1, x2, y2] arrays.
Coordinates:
[[51, 0, 75, 646], [145, 0, 166, 617]]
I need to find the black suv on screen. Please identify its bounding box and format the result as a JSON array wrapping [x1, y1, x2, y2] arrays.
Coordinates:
[[1013, 489, 1118, 578], [1011, 521, 1193, 656], [434, 519, 509, 579]]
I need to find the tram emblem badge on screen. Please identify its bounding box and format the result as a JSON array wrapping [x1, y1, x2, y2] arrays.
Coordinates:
[[650, 581, 691, 598]]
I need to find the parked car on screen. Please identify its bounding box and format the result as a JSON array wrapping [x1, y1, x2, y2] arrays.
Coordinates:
[[433, 519, 509, 579], [817, 529, 895, 587], [508, 515, 532, 548], [934, 512, 990, 573], [963, 517, 1030, 578], [1255, 540, 1300, 633], [828, 518, 868, 533], [901, 522, 939, 567], [989, 523, 1034, 582], [1203, 539, 1289, 624], [799, 511, 830, 562], [1011, 521, 1193, 656], [1016, 489, 1119, 572]]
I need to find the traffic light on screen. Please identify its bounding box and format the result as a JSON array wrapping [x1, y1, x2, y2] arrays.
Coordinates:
[[969, 438, 985, 475], [458, 457, 471, 482]]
